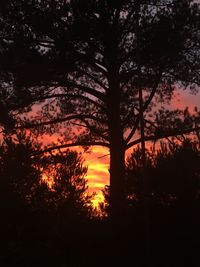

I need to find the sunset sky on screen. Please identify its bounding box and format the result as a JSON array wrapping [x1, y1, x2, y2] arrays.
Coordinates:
[[82, 88, 200, 206], [39, 87, 200, 207], [0, 87, 198, 208], [0, 2, 199, 265]]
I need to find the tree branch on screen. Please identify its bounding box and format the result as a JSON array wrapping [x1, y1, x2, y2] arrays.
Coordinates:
[[33, 141, 110, 155], [125, 116, 140, 144], [32, 93, 105, 110], [142, 71, 162, 112], [126, 126, 200, 150], [74, 51, 108, 76], [37, 81, 106, 102], [125, 71, 162, 144], [59, 81, 106, 102], [120, 69, 137, 89], [17, 114, 107, 129], [81, 118, 109, 142], [77, 68, 108, 91]]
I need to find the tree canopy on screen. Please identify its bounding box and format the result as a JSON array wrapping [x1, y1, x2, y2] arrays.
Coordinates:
[[0, 0, 199, 217], [0, 132, 92, 217], [126, 139, 200, 205]]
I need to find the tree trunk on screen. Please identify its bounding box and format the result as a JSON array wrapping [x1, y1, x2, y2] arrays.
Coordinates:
[[109, 137, 126, 220], [107, 63, 126, 220]]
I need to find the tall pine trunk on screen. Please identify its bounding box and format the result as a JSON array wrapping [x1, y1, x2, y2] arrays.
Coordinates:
[[109, 137, 126, 220], [107, 62, 126, 220]]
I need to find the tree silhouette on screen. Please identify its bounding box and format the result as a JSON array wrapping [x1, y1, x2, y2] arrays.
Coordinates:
[[0, 133, 44, 210], [0, 132, 91, 222], [0, 0, 199, 218], [125, 139, 200, 265], [126, 139, 200, 208], [0, 131, 94, 266], [40, 149, 92, 219], [0, 133, 46, 265]]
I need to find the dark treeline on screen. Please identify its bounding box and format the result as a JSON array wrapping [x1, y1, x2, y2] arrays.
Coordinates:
[[0, 134, 200, 266], [0, 0, 200, 219], [0, 0, 200, 266], [0, 132, 93, 266]]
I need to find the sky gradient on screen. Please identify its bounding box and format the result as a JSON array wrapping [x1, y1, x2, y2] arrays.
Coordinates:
[[84, 88, 200, 206]]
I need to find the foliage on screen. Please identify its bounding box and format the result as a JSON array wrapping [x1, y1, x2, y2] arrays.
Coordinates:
[[0, 1, 200, 264], [0, 0, 199, 217], [0, 1, 199, 142], [0, 132, 96, 266], [41, 149, 92, 217], [126, 139, 200, 207], [0, 132, 92, 217]]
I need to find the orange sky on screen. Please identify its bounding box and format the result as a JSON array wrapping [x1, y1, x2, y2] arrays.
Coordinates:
[[83, 89, 200, 206], [18, 88, 199, 208], [84, 146, 109, 207], [171, 90, 200, 112], [0, 88, 198, 208], [17, 89, 200, 208]]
